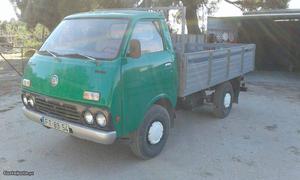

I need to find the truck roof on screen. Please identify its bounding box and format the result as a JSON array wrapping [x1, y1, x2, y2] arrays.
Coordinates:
[[65, 10, 164, 20]]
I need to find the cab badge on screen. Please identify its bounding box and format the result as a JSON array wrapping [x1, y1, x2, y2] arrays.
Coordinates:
[[51, 75, 59, 87]]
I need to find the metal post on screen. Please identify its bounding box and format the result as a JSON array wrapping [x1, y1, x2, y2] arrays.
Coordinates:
[[181, 6, 186, 56], [21, 47, 24, 73], [226, 49, 231, 78], [181, 6, 186, 36], [253, 45, 256, 70], [241, 47, 245, 73], [180, 55, 188, 96], [208, 51, 213, 86]]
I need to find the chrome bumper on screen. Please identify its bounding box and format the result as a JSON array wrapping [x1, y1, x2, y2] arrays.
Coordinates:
[[22, 107, 116, 144]]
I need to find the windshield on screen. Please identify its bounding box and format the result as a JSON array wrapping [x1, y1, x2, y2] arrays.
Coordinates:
[[39, 18, 129, 60]]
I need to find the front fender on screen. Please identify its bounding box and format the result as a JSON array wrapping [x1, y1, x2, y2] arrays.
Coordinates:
[[140, 93, 175, 126], [120, 93, 176, 137], [145, 93, 175, 113]]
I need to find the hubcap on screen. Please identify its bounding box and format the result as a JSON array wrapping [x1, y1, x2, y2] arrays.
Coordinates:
[[224, 93, 231, 108], [148, 121, 164, 145]]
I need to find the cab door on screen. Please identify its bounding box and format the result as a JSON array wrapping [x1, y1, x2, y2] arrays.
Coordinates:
[[121, 19, 176, 135]]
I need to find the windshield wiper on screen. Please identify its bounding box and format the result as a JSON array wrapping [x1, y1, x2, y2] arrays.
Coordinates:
[[46, 50, 58, 58], [39, 50, 60, 60], [62, 53, 98, 63], [78, 54, 97, 61]]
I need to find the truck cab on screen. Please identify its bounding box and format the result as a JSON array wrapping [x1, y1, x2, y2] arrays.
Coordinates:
[[22, 10, 177, 159]]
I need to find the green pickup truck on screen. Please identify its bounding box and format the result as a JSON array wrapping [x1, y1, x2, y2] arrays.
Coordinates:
[[22, 9, 255, 159]]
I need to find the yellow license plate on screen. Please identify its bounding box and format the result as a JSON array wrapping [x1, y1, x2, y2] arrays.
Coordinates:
[[42, 117, 69, 133]]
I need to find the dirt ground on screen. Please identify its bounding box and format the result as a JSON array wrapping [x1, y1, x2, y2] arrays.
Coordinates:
[[0, 66, 300, 179]]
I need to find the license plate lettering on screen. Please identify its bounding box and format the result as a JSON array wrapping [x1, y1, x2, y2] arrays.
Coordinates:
[[43, 118, 69, 133]]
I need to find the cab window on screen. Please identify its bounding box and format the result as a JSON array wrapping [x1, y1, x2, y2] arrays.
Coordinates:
[[131, 20, 164, 54]]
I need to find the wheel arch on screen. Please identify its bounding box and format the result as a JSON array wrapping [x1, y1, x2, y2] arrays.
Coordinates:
[[146, 94, 176, 127]]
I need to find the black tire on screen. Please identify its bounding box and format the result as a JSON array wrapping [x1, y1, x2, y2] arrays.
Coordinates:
[[213, 82, 234, 118], [130, 104, 170, 159]]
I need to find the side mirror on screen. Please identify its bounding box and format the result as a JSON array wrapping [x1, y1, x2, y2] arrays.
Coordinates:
[[128, 39, 141, 58]]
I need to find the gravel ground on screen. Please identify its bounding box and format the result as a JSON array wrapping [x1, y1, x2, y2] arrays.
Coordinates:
[[0, 71, 300, 180]]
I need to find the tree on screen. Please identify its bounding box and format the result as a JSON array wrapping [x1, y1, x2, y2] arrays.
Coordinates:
[[9, 0, 291, 36], [183, 0, 220, 34], [0, 20, 49, 48], [141, 0, 220, 34], [11, 0, 220, 34], [224, 0, 290, 11], [10, 0, 133, 31]]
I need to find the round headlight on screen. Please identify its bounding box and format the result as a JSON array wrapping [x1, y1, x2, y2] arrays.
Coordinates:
[[28, 97, 34, 107], [84, 111, 94, 124], [22, 95, 28, 105], [96, 112, 107, 127]]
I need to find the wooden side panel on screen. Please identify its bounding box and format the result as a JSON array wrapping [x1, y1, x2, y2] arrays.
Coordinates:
[[178, 44, 256, 97]]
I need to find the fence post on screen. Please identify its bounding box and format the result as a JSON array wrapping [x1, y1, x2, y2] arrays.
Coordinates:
[[21, 47, 24, 73], [208, 51, 213, 86]]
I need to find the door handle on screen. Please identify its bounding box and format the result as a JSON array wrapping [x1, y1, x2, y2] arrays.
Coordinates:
[[164, 62, 172, 67]]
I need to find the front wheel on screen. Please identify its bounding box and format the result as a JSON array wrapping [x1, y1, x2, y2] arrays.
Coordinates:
[[130, 104, 170, 159], [213, 82, 234, 118]]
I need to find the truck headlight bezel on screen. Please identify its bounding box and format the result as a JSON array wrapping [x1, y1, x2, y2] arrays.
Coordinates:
[[96, 112, 107, 127], [28, 96, 35, 107], [22, 94, 28, 106], [83, 111, 94, 124]]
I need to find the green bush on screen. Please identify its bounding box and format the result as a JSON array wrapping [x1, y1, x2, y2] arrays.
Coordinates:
[[1, 21, 49, 49]]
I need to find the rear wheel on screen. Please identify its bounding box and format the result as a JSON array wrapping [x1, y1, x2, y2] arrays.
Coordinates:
[[213, 82, 234, 118], [130, 104, 170, 159]]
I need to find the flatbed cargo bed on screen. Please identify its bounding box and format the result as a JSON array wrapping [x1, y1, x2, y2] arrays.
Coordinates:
[[176, 43, 256, 97]]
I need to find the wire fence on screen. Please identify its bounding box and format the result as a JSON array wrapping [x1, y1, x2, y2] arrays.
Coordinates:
[[0, 46, 35, 77]]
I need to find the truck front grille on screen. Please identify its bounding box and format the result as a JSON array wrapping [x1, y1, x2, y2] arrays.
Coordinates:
[[34, 96, 82, 122]]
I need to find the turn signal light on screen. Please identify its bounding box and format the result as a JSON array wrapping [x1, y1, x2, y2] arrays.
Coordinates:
[[22, 79, 31, 87], [83, 91, 100, 101]]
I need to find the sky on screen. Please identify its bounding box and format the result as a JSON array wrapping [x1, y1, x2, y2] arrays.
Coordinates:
[[0, 0, 17, 21], [215, 0, 300, 17], [1, 0, 300, 21]]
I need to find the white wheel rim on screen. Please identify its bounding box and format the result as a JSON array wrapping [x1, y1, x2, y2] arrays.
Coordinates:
[[224, 93, 231, 108], [148, 121, 164, 145]]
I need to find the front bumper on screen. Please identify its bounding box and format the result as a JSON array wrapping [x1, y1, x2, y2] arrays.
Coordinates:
[[23, 107, 117, 144]]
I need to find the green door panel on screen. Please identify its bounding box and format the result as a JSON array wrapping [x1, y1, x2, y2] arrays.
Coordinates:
[[121, 50, 177, 135]]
